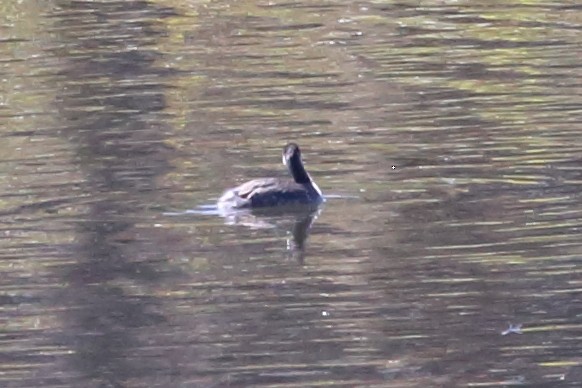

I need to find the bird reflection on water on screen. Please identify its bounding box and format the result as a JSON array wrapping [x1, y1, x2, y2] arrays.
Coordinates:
[[220, 205, 321, 263], [167, 202, 322, 263]]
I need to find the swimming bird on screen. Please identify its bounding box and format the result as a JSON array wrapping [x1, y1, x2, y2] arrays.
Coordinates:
[[218, 143, 323, 210]]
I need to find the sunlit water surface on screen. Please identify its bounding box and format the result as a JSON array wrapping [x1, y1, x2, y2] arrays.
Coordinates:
[[1, 1, 581, 387]]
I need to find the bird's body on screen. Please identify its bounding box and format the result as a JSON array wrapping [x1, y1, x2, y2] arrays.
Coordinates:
[[218, 143, 323, 210]]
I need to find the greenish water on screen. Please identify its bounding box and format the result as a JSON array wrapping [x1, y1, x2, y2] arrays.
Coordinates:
[[1, 1, 581, 387]]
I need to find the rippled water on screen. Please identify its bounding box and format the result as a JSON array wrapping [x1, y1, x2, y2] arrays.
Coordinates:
[[1, 1, 581, 387]]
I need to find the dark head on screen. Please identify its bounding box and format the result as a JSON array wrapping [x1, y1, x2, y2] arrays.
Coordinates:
[[282, 143, 310, 184], [283, 143, 301, 164]]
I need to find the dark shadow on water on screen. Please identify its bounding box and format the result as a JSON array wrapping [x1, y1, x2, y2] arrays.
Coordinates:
[[46, 1, 178, 387]]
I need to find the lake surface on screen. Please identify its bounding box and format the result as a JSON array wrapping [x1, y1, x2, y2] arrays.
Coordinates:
[[1, 1, 581, 387]]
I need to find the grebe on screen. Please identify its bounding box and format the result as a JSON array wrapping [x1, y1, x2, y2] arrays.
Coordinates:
[[218, 143, 323, 210]]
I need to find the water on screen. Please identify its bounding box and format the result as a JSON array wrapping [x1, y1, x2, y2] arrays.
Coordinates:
[[1, 1, 581, 387]]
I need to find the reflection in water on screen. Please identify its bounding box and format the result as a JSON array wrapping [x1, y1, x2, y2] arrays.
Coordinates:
[[2, 0, 582, 387], [171, 204, 322, 263], [47, 1, 176, 387], [501, 323, 523, 336], [222, 206, 321, 264]]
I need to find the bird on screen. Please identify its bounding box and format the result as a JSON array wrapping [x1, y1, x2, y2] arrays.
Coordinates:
[[217, 143, 323, 210]]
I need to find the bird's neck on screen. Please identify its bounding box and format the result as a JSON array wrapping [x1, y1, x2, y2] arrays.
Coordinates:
[[288, 155, 311, 184]]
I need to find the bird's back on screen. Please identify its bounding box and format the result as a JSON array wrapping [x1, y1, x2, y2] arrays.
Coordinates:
[[218, 178, 320, 209]]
